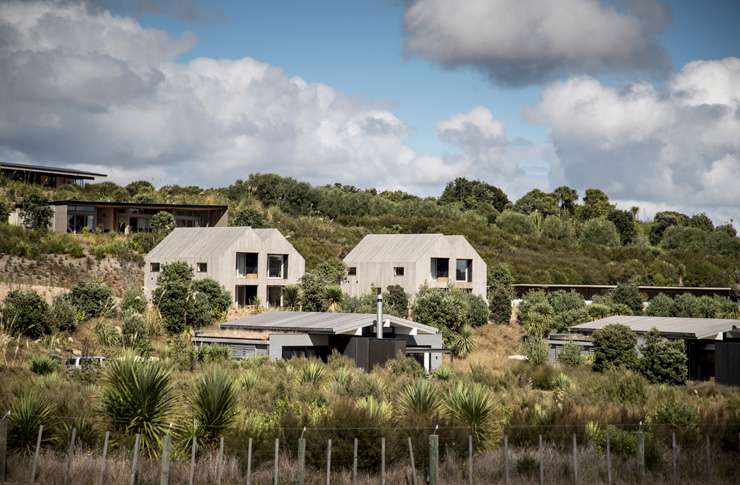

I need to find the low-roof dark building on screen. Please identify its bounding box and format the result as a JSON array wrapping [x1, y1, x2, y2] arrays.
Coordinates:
[[570, 315, 740, 385], [1, 161, 106, 187], [193, 310, 445, 372]]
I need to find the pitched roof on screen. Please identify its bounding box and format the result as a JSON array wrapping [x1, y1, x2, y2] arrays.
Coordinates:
[[344, 233, 452, 263], [571, 315, 740, 340], [0, 161, 107, 178], [147, 227, 254, 259], [220, 311, 439, 335]]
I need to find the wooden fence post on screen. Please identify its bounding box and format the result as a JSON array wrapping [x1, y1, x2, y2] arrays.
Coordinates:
[[468, 435, 474, 485], [188, 436, 197, 485], [30, 425, 43, 483], [297, 438, 306, 485], [63, 427, 77, 485], [216, 436, 225, 485], [429, 434, 439, 485], [273, 438, 280, 485], [538, 435, 544, 485], [246, 437, 252, 485], [606, 431, 612, 485], [637, 431, 645, 480], [326, 439, 332, 485], [352, 438, 358, 485], [407, 437, 417, 485], [160, 432, 172, 485], [503, 435, 510, 485], [0, 419, 8, 482], [572, 433, 578, 485], [97, 431, 110, 485], [381, 436, 386, 485], [129, 433, 141, 485]]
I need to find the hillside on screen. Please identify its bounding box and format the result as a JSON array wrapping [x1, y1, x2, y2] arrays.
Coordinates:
[[1, 174, 739, 288]]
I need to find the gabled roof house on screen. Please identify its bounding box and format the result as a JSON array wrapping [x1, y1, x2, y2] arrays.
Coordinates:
[[145, 227, 305, 308], [342, 233, 487, 299]]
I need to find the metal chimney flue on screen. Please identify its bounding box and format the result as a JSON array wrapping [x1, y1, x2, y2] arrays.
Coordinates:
[[376, 288, 383, 339]]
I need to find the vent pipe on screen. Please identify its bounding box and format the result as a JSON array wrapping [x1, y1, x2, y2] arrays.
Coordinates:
[[376, 288, 383, 339]]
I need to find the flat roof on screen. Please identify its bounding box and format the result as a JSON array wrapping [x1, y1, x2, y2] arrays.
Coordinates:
[[220, 311, 439, 335], [571, 315, 740, 340], [513, 284, 733, 291], [0, 162, 107, 179], [50, 200, 227, 210]]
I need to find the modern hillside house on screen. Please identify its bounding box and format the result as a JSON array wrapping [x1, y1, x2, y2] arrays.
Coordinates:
[[342, 233, 487, 299], [0, 161, 106, 187], [145, 227, 305, 308], [192, 296, 445, 372]]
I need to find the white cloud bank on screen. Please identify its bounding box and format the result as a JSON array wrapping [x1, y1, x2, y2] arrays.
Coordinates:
[[1, 0, 547, 194], [527, 58, 740, 224], [404, 0, 671, 86]]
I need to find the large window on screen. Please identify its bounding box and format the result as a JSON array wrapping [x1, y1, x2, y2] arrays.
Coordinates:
[[456, 259, 473, 282], [66, 205, 96, 233], [236, 253, 259, 278], [268, 254, 288, 279], [431, 258, 449, 279]]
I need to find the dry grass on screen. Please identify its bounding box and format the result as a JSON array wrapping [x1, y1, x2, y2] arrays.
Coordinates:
[[448, 324, 525, 373]]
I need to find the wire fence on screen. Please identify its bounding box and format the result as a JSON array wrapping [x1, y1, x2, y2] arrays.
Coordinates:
[[1, 421, 740, 484]]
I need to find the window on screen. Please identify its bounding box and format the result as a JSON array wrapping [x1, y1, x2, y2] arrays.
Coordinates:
[[393, 266, 405, 276], [268, 254, 288, 279], [430, 258, 449, 279], [197, 262, 207, 273], [348, 267, 357, 276], [456, 259, 473, 282], [236, 252, 258, 278], [150, 262, 160, 272]]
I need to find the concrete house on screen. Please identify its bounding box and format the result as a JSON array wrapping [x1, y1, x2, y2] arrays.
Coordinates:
[[145, 227, 305, 308], [342, 233, 487, 299], [1, 161, 106, 187]]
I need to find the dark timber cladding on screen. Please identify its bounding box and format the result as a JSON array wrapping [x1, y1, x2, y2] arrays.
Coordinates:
[[0, 161, 106, 187], [512, 283, 738, 301]]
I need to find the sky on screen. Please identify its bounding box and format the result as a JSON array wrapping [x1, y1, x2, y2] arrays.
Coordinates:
[[1, 0, 739, 224]]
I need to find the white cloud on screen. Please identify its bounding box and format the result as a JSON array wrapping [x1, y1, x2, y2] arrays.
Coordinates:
[[0, 1, 477, 193], [527, 58, 740, 224], [403, 0, 671, 85]]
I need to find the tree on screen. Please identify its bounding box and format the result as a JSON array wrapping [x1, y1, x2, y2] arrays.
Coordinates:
[[298, 272, 329, 312], [607, 209, 637, 245], [1, 290, 51, 338], [150, 211, 175, 234], [50, 294, 79, 333], [384, 285, 409, 317], [412, 286, 465, 343], [0, 195, 10, 224], [661, 226, 707, 251], [580, 218, 620, 246], [579, 189, 612, 220], [553, 186, 578, 213], [488, 284, 512, 324], [649, 211, 689, 245], [121, 288, 147, 314], [314, 260, 346, 285], [541, 216, 575, 241], [513, 189, 559, 216], [19, 193, 53, 231], [439, 178, 510, 212], [463, 292, 490, 327], [125, 180, 155, 197], [69, 281, 113, 320], [325, 285, 343, 311], [487, 264, 514, 288], [231, 205, 267, 227], [496, 210, 536, 235], [639, 329, 687, 385], [645, 293, 676, 317], [689, 213, 714, 232], [192, 279, 232, 321], [523, 336, 548, 366], [548, 290, 585, 314], [592, 324, 638, 372], [611, 283, 643, 314]]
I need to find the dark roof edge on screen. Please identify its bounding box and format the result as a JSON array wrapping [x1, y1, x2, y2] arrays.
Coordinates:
[[49, 200, 227, 210], [1, 162, 107, 178]]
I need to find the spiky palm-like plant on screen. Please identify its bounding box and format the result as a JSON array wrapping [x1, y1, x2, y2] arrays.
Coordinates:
[[399, 379, 441, 419], [100, 353, 177, 457], [8, 391, 53, 455], [445, 383, 500, 449], [299, 360, 326, 386], [451, 324, 476, 359], [192, 366, 239, 446]]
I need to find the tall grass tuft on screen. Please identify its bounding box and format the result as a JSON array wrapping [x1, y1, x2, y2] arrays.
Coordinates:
[[399, 379, 441, 419], [8, 391, 53, 454], [445, 383, 501, 450], [191, 366, 239, 446], [100, 352, 177, 457], [299, 360, 326, 386]]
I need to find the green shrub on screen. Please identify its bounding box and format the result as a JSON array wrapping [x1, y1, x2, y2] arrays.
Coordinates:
[[523, 336, 548, 366], [558, 341, 584, 367], [541, 216, 575, 241], [451, 324, 476, 358], [592, 324, 638, 372], [49, 294, 79, 333], [548, 290, 585, 314], [191, 366, 238, 445], [18, 193, 53, 231], [553, 307, 590, 332], [611, 283, 643, 314], [192, 278, 232, 320], [530, 364, 558, 390], [586, 303, 612, 320], [121, 310, 149, 351], [445, 383, 500, 449], [593, 368, 648, 404], [121, 288, 147, 314], [464, 292, 490, 327], [580, 218, 620, 246], [383, 284, 409, 318], [8, 391, 53, 454], [645, 293, 675, 316], [488, 283, 512, 324], [653, 398, 699, 435], [412, 286, 466, 341], [587, 423, 638, 455], [30, 355, 59, 375], [639, 329, 687, 385], [1, 289, 51, 338], [150, 211, 176, 234], [399, 379, 441, 419], [198, 344, 231, 364], [69, 281, 113, 320], [0, 194, 10, 223], [608, 303, 634, 316], [496, 210, 536, 236]]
